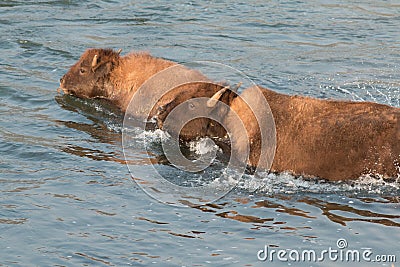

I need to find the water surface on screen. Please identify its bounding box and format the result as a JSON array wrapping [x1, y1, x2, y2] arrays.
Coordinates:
[[1, 1, 399, 266]]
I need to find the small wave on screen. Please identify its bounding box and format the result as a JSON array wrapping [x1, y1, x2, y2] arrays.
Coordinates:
[[320, 80, 400, 107]]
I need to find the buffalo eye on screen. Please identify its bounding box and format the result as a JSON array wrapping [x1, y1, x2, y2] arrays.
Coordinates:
[[79, 68, 87, 75]]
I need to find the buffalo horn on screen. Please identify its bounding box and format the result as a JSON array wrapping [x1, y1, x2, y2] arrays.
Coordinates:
[[91, 55, 98, 68], [232, 82, 242, 92], [207, 86, 229, 108]]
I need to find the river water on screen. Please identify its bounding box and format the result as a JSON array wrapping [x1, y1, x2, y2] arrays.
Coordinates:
[[1, 1, 399, 266]]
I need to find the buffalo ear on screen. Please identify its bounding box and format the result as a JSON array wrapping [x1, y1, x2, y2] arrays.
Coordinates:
[[91, 55, 112, 73], [91, 54, 104, 72]]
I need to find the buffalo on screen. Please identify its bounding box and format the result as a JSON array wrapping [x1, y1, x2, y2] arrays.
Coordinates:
[[59, 48, 400, 181], [59, 48, 227, 139], [157, 85, 400, 181]]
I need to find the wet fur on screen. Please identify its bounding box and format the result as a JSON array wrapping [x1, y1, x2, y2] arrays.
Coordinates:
[[236, 87, 400, 181], [158, 86, 400, 181]]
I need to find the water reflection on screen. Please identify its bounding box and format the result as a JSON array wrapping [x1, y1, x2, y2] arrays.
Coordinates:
[[54, 95, 170, 167], [74, 252, 113, 266], [299, 197, 400, 227], [61, 144, 125, 164], [216, 211, 274, 224], [253, 198, 316, 219], [186, 194, 400, 231], [0, 218, 28, 225]]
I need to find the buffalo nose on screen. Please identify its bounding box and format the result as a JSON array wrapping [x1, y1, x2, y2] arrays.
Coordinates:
[[60, 75, 65, 84]]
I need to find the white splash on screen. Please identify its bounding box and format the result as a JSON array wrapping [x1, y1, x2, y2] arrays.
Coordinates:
[[234, 172, 400, 195], [134, 128, 171, 142], [189, 137, 221, 156]]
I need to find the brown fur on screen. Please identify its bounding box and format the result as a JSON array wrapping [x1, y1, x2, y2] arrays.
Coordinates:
[[59, 48, 226, 137], [60, 48, 177, 112], [158, 86, 400, 181], [233, 87, 400, 181]]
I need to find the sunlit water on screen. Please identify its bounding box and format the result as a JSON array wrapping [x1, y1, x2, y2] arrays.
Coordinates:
[[1, 1, 399, 266]]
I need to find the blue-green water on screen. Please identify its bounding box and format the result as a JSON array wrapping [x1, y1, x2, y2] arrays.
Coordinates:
[[1, 1, 399, 266]]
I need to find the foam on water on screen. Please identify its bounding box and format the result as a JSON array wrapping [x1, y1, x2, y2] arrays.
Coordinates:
[[206, 171, 400, 198], [189, 137, 222, 156], [237, 172, 400, 195], [123, 129, 400, 196], [134, 128, 171, 143]]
